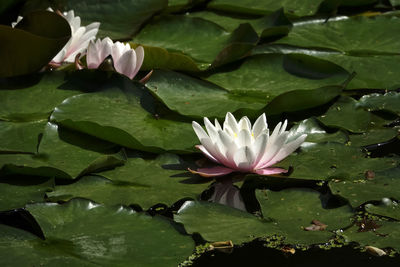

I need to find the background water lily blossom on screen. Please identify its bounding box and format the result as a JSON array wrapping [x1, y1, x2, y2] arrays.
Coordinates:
[[0, 0, 400, 266]]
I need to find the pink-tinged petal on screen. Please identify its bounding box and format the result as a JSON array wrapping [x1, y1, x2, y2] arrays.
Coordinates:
[[188, 166, 234, 177], [111, 42, 131, 61], [87, 38, 112, 69], [114, 49, 137, 79], [196, 145, 220, 164], [132, 46, 144, 78], [254, 168, 288, 176]]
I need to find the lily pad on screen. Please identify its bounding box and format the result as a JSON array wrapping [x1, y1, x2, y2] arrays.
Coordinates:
[[187, 9, 291, 35], [0, 72, 81, 121], [145, 70, 265, 119], [175, 200, 280, 244], [365, 202, 400, 221], [0, 199, 194, 266], [256, 188, 353, 245], [348, 128, 399, 148], [276, 16, 400, 54], [130, 44, 201, 72], [318, 96, 372, 133], [0, 123, 125, 179], [135, 15, 257, 67], [207, 0, 325, 17], [50, 76, 198, 153], [357, 92, 400, 116], [278, 142, 399, 181], [0, 120, 46, 153], [329, 168, 400, 208], [341, 221, 400, 252], [288, 118, 347, 145], [206, 54, 348, 101], [0, 10, 70, 78], [253, 44, 400, 90], [47, 154, 209, 209], [0, 176, 53, 211], [24, 0, 168, 40]]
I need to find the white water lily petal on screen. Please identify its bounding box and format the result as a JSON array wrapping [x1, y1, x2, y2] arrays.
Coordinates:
[[238, 116, 251, 131], [114, 50, 137, 79], [237, 129, 252, 148], [224, 112, 239, 135], [234, 146, 255, 170], [87, 37, 113, 69], [132, 46, 144, 78], [268, 134, 307, 166], [256, 132, 289, 169], [252, 113, 267, 138], [191, 113, 306, 177], [204, 117, 219, 143]]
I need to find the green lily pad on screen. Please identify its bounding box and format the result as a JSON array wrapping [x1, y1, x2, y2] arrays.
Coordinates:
[[24, 0, 168, 40], [276, 16, 400, 54], [357, 92, 400, 116], [0, 176, 53, 211], [288, 118, 347, 144], [175, 200, 280, 244], [318, 96, 372, 133], [278, 142, 399, 181], [256, 188, 353, 245], [341, 221, 400, 252], [145, 70, 265, 119], [135, 15, 257, 67], [0, 123, 125, 179], [0, 120, 46, 153], [187, 9, 291, 35], [130, 44, 201, 72], [50, 77, 198, 153], [253, 44, 400, 90], [0, 10, 70, 78], [0, 72, 81, 121], [47, 154, 209, 209], [206, 54, 348, 101], [0, 199, 194, 266], [329, 168, 400, 208], [365, 202, 400, 221], [348, 128, 399, 147], [207, 0, 325, 17]]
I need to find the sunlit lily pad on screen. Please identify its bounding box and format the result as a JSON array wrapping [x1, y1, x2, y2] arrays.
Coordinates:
[[0, 120, 46, 153], [175, 200, 280, 244], [207, 0, 325, 17], [357, 92, 400, 116], [0, 199, 194, 266], [256, 188, 353, 245], [50, 76, 198, 153], [0, 123, 125, 179], [47, 154, 209, 209], [0, 176, 53, 211], [329, 167, 400, 208], [205, 54, 347, 103], [279, 143, 399, 181], [145, 70, 265, 119]]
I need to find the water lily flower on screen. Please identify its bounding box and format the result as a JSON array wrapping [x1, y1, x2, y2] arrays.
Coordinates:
[[111, 41, 144, 80], [51, 9, 100, 65], [12, 8, 100, 66], [86, 37, 113, 69], [190, 112, 307, 177], [86, 38, 144, 80]]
